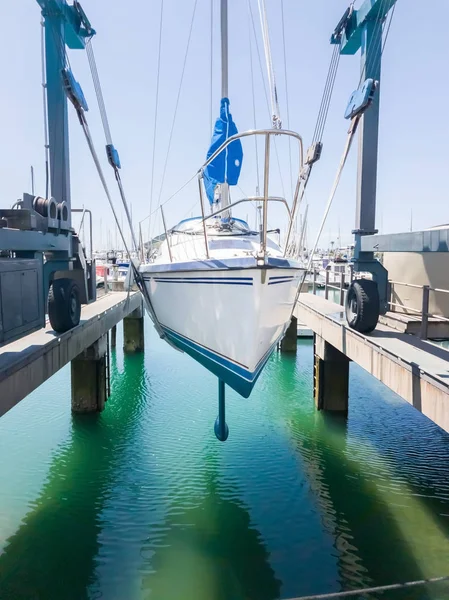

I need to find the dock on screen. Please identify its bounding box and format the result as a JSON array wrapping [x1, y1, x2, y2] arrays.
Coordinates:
[[0, 291, 143, 418], [297, 293, 449, 434]]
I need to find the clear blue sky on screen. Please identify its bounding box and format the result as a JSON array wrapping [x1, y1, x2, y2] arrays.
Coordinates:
[[1, 0, 448, 251]]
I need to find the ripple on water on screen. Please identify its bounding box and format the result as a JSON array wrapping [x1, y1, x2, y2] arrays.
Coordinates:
[[0, 326, 449, 599]]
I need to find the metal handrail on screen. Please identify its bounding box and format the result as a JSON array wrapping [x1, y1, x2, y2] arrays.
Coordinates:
[[390, 280, 449, 295], [199, 128, 304, 171], [202, 197, 292, 222], [72, 208, 92, 259], [197, 128, 304, 261]]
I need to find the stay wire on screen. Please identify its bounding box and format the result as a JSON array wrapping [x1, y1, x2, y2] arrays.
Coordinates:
[[148, 0, 165, 245], [248, 0, 286, 201], [156, 0, 199, 211], [247, 0, 261, 196], [280, 0, 293, 200], [257, 0, 281, 128]]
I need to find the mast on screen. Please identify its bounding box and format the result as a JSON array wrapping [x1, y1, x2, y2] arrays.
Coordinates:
[[220, 0, 230, 215], [221, 0, 228, 98]]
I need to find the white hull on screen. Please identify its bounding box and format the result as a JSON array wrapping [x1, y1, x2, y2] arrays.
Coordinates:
[[141, 260, 302, 397]]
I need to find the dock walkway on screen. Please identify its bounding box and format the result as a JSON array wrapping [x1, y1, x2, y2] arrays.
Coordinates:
[[0, 292, 141, 417], [297, 293, 449, 433]]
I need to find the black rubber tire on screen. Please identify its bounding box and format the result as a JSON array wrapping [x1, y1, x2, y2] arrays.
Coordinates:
[[345, 279, 380, 334], [48, 278, 81, 333]]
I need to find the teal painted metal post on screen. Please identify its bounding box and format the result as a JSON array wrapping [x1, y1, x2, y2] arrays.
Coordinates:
[[42, 5, 71, 222], [355, 19, 382, 237]]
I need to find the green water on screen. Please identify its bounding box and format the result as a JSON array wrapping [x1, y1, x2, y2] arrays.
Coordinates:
[[1, 321, 449, 600]]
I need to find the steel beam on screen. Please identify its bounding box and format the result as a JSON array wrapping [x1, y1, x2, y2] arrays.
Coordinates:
[[361, 230, 449, 253], [0, 229, 72, 252]]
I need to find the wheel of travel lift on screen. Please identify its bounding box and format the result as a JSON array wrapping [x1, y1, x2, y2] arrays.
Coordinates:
[[48, 278, 81, 333], [345, 278, 379, 334]]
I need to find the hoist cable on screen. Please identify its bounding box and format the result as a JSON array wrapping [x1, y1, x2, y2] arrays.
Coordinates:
[[77, 114, 135, 254], [357, 0, 389, 85], [77, 110, 165, 336], [85, 38, 139, 254], [148, 0, 165, 246], [290, 115, 361, 315], [312, 44, 340, 144], [257, 0, 281, 128], [86, 40, 112, 145]]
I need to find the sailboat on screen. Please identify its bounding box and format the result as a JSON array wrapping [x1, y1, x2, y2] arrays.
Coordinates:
[[139, 0, 306, 439]]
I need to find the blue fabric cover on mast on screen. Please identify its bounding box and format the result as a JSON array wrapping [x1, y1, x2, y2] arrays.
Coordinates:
[[203, 98, 243, 205]]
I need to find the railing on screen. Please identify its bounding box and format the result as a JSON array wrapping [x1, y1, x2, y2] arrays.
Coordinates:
[[307, 271, 449, 341], [197, 128, 304, 263], [389, 280, 449, 340]]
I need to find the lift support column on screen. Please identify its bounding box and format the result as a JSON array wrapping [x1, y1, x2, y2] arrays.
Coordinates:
[[123, 304, 144, 353], [71, 334, 108, 412], [313, 334, 349, 412]]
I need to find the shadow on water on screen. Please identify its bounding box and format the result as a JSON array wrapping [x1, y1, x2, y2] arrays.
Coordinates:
[[0, 352, 147, 600], [140, 448, 282, 600], [266, 345, 449, 600]]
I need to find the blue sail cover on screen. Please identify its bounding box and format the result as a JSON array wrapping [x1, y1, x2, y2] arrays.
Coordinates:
[[203, 98, 243, 205]]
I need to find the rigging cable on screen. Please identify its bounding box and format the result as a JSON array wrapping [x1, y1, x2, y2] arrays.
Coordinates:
[[257, 0, 281, 128], [147, 0, 165, 246], [154, 0, 199, 232], [248, 0, 286, 201], [209, 0, 214, 135], [280, 0, 293, 199], [247, 1, 261, 198]]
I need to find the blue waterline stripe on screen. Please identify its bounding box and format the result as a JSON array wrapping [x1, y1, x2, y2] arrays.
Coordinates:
[[160, 325, 252, 379], [269, 276, 295, 280], [153, 279, 253, 286], [268, 280, 297, 285], [154, 276, 253, 281]]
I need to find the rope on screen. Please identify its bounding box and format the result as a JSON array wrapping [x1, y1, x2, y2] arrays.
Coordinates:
[[284, 574, 449, 600], [257, 0, 281, 129], [148, 0, 165, 246]]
